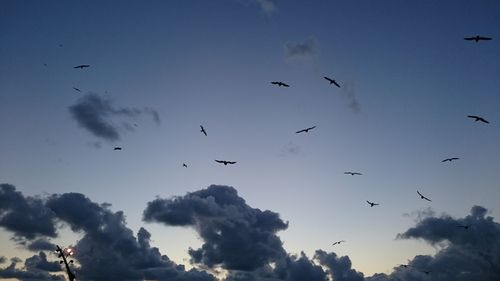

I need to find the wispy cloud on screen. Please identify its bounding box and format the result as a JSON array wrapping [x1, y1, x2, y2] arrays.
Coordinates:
[[68, 94, 160, 142], [339, 82, 361, 113], [285, 37, 319, 61]]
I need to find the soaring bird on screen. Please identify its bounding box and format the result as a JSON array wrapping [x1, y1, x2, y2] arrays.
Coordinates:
[[366, 200, 379, 207], [74, 64, 90, 69], [215, 160, 237, 165], [417, 190, 432, 202], [324, 76, 341, 88], [182, 163, 188, 168], [332, 240, 345, 246], [456, 225, 471, 230], [296, 126, 316, 134], [398, 264, 409, 268], [344, 172, 362, 176], [200, 125, 207, 136], [464, 35, 492, 42], [467, 115, 489, 124], [113, 147, 122, 151], [441, 157, 459, 162], [271, 81, 290, 87], [72, 87, 81, 92]]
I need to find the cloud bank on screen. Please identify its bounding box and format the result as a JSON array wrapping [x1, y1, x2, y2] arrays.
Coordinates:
[[1, 183, 499, 281]]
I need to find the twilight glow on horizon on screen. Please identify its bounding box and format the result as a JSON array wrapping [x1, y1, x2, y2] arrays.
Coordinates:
[[1, 1, 500, 281]]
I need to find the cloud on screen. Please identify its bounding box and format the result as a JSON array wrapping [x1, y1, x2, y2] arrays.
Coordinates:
[[284, 38, 319, 60], [339, 82, 361, 113], [314, 250, 364, 281], [27, 238, 57, 252], [278, 142, 302, 157], [0, 183, 57, 240], [0, 256, 64, 281], [255, 0, 275, 14], [68, 94, 160, 142], [0, 256, 5, 264], [143, 185, 289, 271]]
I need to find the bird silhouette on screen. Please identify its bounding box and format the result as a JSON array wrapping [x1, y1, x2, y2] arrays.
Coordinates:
[[441, 157, 459, 162], [420, 270, 431, 275], [456, 225, 471, 230], [215, 160, 237, 165], [200, 125, 207, 136], [324, 76, 341, 88], [344, 172, 362, 176], [464, 35, 492, 42], [417, 190, 432, 202], [113, 147, 122, 151], [271, 81, 290, 87], [366, 200, 379, 207], [72, 87, 81, 92], [332, 240, 345, 246], [74, 64, 90, 69], [467, 115, 489, 124], [296, 126, 316, 134], [398, 264, 409, 268], [182, 163, 188, 168]]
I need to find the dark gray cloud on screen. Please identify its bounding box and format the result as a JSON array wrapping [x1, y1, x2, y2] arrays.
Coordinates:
[[0, 183, 57, 240], [314, 250, 364, 281], [366, 206, 500, 281], [45, 192, 216, 281], [69, 94, 160, 142], [25, 252, 61, 272], [27, 238, 57, 252], [284, 38, 319, 60], [144, 185, 289, 271], [0, 257, 64, 281]]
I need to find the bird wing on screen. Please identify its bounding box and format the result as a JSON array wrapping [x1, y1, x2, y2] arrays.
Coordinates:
[[354, 172, 362, 175], [333, 80, 341, 88], [271, 82, 278, 85], [479, 117, 489, 123], [424, 197, 432, 202], [215, 160, 223, 163], [464, 37, 474, 40], [228, 161, 237, 164], [283, 83, 290, 87], [366, 200, 372, 204], [296, 129, 306, 133], [441, 159, 448, 162], [452, 158, 459, 160], [307, 126, 317, 131], [467, 115, 479, 119], [417, 190, 423, 197], [324, 76, 333, 82], [479, 36, 492, 40]]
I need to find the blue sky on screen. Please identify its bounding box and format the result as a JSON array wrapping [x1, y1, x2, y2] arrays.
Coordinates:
[[1, 1, 500, 280]]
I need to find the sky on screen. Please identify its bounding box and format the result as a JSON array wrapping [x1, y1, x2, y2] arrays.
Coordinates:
[[1, 0, 500, 280]]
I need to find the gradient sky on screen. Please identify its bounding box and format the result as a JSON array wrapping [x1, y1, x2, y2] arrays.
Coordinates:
[[1, 0, 500, 279]]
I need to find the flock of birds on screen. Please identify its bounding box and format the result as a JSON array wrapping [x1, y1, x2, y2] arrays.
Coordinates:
[[66, 34, 492, 277]]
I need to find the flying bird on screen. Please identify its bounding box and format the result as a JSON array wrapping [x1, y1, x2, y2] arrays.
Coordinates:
[[72, 87, 81, 92], [113, 147, 122, 151], [417, 190, 432, 202], [332, 240, 345, 246], [324, 76, 341, 88], [398, 264, 409, 268], [271, 81, 290, 87], [420, 270, 431, 275], [200, 125, 207, 136], [215, 160, 237, 165], [442, 157, 459, 162], [74, 64, 90, 69], [456, 225, 471, 230], [182, 163, 188, 168], [464, 35, 492, 42], [366, 200, 379, 207], [467, 115, 489, 124], [344, 172, 362, 176], [295, 126, 316, 134]]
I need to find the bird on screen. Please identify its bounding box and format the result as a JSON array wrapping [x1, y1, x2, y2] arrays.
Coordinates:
[[417, 190, 432, 202], [398, 264, 409, 268], [324, 76, 341, 88], [295, 126, 316, 134], [74, 64, 90, 69], [467, 115, 489, 124], [344, 172, 362, 176], [366, 200, 379, 207], [72, 87, 81, 92], [420, 270, 431, 275], [182, 163, 187, 168], [456, 225, 471, 230], [113, 147, 122, 151], [215, 160, 237, 165], [442, 157, 459, 162], [271, 81, 290, 87], [332, 240, 345, 246], [464, 35, 492, 42], [200, 125, 207, 136]]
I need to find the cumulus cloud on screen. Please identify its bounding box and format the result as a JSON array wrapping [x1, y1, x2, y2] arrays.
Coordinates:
[[27, 238, 57, 252], [144, 185, 289, 271], [0, 255, 64, 281], [284, 38, 319, 60], [0, 183, 57, 240], [68, 94, 160, 142]]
